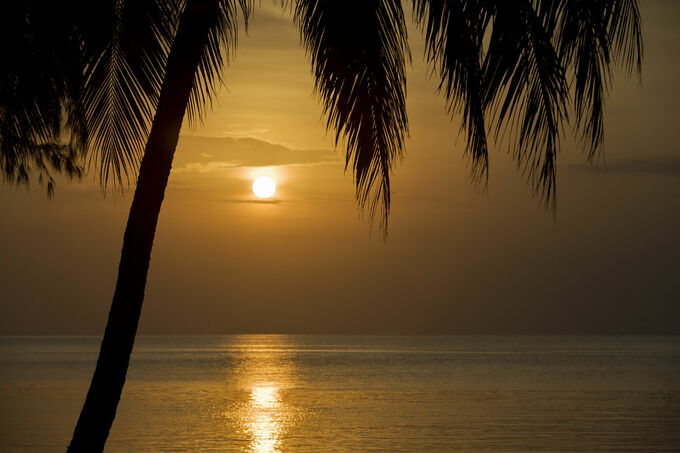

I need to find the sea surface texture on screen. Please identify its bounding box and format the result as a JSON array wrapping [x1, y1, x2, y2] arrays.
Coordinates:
[[1, 335, 679, 452]]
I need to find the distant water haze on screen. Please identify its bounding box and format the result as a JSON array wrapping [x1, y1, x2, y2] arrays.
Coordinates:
[[1, 335, 678, 452]]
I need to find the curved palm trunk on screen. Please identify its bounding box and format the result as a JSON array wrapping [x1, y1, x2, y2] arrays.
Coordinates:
[[67, 0, 219, 451]]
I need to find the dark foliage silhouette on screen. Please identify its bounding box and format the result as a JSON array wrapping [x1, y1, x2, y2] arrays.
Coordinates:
[[0, 1, 85, 195], [1, 0, 642, 451]]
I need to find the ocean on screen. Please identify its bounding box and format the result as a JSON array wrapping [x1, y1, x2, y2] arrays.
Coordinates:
[[1, 335, 679, 452]]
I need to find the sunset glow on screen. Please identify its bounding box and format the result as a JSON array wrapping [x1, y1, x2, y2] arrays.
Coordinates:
[[2, 1, 679, 452]]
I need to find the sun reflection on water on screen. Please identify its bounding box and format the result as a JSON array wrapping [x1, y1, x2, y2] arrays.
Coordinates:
[[216, 336, 303, 452], [246, 384, 282, 453], [251, 386, 279, 409]]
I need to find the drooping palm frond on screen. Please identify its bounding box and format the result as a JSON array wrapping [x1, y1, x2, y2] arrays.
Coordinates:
[[413, 0, 491, 182], [557, 0, 643, 159], [75, 0, 178, 187], [186, 0, 252, 124], [608, 0, 643, 75], [290, 0, 410, 232], [412, 0, 641, 214], [482, 0, 569, 209], [27, 144, 84, 198], [557, 0, 612, 158], [0, 1, 84, 196]]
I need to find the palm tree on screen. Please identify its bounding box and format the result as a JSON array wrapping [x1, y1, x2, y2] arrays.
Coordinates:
[[2, 0, 642, 451], [65, 1, 252, 451]]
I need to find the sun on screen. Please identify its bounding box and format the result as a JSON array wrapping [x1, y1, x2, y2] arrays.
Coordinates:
[[252, 176, 276, 199]]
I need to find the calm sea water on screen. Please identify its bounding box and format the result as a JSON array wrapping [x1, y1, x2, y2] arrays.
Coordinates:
[[1, 335, 679, 452]]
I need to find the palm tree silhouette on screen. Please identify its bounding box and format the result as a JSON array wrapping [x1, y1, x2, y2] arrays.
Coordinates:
[[2, 0, 643, 451]]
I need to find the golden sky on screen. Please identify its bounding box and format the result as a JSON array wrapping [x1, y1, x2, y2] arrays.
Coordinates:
[[1, 1, 679, 334]]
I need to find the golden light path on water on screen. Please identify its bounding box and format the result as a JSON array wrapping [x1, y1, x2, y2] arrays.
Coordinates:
[[247, 384, 283, 453], [215, 336, 301, 453]]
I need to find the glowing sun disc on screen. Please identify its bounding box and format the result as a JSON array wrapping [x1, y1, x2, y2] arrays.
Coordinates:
[[252, 176, 276, 198]]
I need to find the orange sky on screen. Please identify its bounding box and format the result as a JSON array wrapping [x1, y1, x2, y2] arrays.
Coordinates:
[[1, 1, 679, 334]]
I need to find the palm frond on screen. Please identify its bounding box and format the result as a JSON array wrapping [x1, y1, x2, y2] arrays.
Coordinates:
[[557, 0, 612, 158], [0, 1, 84, 196], [556, 0, 642, 160], [290, 0, 409, 232], [556, 0, 641, 160], [413, 0, 491, 182], [483, 0, 569, 209], [608, 0, 643, 75], [28, 144, 84, 198], [75, 0, 178, 187], [185, 0, 252, 124]]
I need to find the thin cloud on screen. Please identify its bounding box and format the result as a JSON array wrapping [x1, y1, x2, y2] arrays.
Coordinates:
[[173, 161, 241, 173], [172, 135, 339, 173], [219, 128, 270, 137]]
